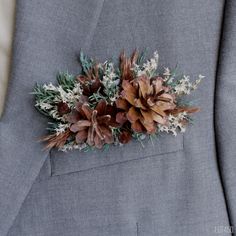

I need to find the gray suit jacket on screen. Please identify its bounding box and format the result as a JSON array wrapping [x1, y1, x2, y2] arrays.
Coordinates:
[[0, 0, 236, 235]]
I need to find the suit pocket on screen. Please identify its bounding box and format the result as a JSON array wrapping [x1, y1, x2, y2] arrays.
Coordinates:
[[50, 133, 184, 176]]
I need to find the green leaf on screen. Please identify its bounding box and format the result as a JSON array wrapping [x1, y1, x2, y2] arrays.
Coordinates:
[[79, 51, 94, 74], [57, 72, 76, 91]]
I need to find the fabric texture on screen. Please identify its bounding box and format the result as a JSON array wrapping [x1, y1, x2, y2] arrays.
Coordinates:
[[0, 0, 15, 117], [0, 0, 235, 235]]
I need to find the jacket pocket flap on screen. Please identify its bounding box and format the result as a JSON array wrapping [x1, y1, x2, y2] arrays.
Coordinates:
[[50, 133, 184, 176]]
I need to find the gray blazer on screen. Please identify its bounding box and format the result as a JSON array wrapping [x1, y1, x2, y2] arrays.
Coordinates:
[[0, 0, 236, 235]]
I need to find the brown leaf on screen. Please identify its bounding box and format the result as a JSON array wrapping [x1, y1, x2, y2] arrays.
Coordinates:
[[170, 106, 200, 115], [131, 49, 139, 64], [120, 51, 133, 81], [41, 129, 71, 150]]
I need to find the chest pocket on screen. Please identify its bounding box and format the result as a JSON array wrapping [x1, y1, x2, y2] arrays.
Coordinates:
[[50, 133, 184, 176]]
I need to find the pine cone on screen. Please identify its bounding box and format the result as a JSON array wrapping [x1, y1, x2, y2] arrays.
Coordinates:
[[67, 100, 118, 149], [116, 76, 176, 134], [76, 64, 102, 96], [57, 102, 70, 115], [119, 50, 139, 81]]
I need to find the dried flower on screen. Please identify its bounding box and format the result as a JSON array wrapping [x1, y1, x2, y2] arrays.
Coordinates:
[[33, 50, 203, 151]]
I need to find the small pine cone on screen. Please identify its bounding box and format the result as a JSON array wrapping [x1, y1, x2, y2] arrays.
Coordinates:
[[57, 102, 70, 115]]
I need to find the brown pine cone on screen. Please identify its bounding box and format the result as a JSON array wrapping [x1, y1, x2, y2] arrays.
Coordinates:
[[76, 64, 102, 96], [116, 76, 176, 134], [66, 100, 118, 149]]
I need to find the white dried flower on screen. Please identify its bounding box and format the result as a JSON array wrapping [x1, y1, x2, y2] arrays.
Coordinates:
[[59, 142, 88, 152], [173, 74, 203, 95], [43, 83, 58, 91], [36, 101, 53, 110], [136, 51, 159, 77], [158, 112, 188, 136], [48, 108, 66, 121], [163, 67, 171, 76], [55, 123, 70, 136], [163, 67, 171, 81], [199, 74, 205, 80], [101, 62, 120, 102]]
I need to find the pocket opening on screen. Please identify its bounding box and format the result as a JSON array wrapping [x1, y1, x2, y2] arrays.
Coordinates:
[[50, 133, 184, 176]]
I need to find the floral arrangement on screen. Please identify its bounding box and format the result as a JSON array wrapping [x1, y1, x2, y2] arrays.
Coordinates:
[[33, 50, 204, 152]]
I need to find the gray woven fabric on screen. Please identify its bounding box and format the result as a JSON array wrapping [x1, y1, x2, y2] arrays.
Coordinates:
[[0, 0, 236, 235]]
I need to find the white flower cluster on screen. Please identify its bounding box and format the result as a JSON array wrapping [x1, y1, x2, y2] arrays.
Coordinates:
[[55, 123, 70, 136], [42, 83, 57, 91], [36, 81, 83, 121], [42, 82, 82, 107], [163, 67, 171, 81], [102, 62, 120, 103], [59, 142, 88, 152], [173, 74, 204, 95], [133, 51, 159, 77], [158, 112, 188, 136], [35, 101, 53, 110], [57, 85, 82, 106], [48, 109, 63, 120]]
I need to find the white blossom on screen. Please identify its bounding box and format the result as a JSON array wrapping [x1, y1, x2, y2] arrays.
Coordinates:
[[55, 84, 82, 107], [173, 74, 204, 95], [55, 123, 70, 136], [158, 112, 188, 136], [43, 83, 58, 91], [36, 101, 53, 110], [49, 109, 62, 120], [59, 142, 88, 152], [101, 62, 120, 103], [135, 51, 159, 77], [163, 67, 171, 81], [199, 74, 205, 80], [163, 67, 171, 76]]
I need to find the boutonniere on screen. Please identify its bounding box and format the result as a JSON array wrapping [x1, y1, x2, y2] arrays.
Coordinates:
[[33, 50, 204, 152]]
